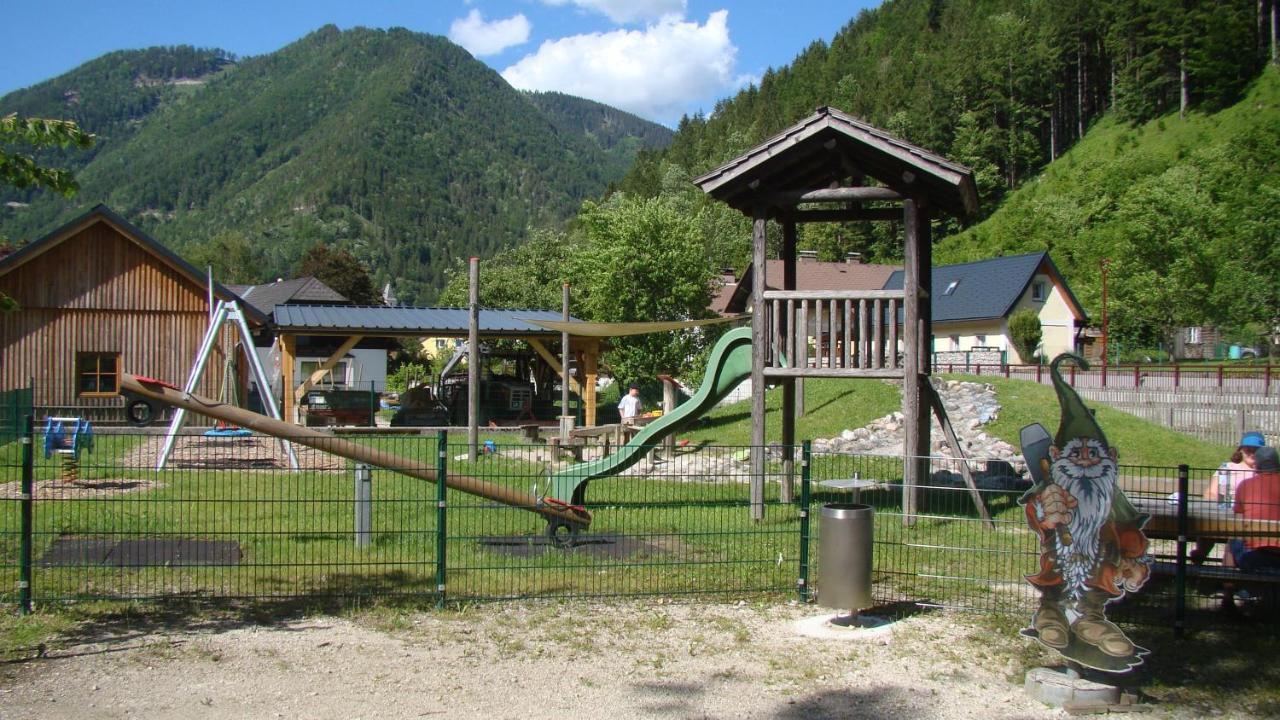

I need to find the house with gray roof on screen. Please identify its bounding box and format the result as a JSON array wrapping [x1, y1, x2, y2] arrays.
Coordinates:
[[883, 251, 1087, 364]]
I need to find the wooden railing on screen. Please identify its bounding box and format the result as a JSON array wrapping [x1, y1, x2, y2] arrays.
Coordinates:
[[762, 290, 904, 377]]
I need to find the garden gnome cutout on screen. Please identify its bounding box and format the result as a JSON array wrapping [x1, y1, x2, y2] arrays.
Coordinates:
[[1018, 353, 1152, 672]]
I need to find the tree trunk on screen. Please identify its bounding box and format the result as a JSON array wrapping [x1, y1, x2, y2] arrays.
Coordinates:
[[1179, 47, 1189, 119], [1077, 44, 1086, 138]]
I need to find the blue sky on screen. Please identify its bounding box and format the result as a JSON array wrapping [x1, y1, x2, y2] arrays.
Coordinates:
[[0, 0, 880, 126]]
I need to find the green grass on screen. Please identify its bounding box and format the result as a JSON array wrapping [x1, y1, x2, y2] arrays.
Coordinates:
[[969, 375, 1231, 470], [680, 378, 902, 446]]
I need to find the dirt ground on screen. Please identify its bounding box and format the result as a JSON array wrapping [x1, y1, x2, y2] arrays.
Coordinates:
[[0, 600, 1235, 720]]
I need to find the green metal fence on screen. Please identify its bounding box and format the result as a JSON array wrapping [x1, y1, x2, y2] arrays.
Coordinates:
[[0, 384, 33, 448], [0, 424, 1266, 632]]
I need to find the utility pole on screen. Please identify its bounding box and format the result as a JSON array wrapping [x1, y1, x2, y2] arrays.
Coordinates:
[[1100, 258, 1111, 368]]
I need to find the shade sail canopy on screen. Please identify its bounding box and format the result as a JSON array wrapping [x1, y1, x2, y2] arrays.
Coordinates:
[[518, 315, 748, 337]]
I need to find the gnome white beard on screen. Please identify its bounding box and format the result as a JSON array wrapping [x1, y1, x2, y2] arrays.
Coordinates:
[[1050, 438, 1117, 601]]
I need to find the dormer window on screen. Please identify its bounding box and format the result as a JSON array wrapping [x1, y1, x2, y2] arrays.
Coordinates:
[[1032, 281, 1047, 301], [944, 280, 960, 295]]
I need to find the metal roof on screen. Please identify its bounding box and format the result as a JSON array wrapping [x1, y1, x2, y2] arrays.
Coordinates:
[[883, 252, 1087, 323], [272, 304, 579, 336], [693, 106, 978, 219]]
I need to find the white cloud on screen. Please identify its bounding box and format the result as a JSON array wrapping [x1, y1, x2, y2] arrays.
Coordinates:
[[448, 10, 531, 57], [502, 10, 736, 124], [540, 0, 686, 24]]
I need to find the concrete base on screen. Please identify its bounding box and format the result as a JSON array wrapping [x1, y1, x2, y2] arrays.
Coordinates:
[[793, 612, 893, 641], [1024, 666, 1120, 709]]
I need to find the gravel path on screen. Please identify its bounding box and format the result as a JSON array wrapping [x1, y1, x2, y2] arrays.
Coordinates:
[[0, 601, 1195, 719]]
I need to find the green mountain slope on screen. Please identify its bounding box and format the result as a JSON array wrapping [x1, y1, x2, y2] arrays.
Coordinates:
[[936, 66, 1280, 349], [0, 27, 671, 302]]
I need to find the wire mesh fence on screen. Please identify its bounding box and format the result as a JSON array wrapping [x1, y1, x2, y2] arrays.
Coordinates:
[[0, 385, 33, 447], [1, 424, 1271, 632]]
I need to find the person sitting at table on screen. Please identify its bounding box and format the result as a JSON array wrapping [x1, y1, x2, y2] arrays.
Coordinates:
[[1228, 445, 1280, 572], [1191, 431, 1265, 564]]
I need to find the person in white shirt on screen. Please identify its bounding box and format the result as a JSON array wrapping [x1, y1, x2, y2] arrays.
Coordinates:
[[618, 383, 642, 424]]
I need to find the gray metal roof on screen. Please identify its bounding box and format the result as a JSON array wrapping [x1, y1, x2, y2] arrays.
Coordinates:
[[884, 252, 1087, 323], [272, 304, 578, 336]]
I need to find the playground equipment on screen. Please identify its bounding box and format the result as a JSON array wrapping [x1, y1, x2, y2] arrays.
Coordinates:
[[157, 299, 297, 470], [120, 325, 754, 545], [119, 373, 592, 533], [546, 326, 753, 510], [43, 416, 94, 481]]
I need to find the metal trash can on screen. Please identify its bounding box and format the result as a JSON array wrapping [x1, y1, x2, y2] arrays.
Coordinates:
[[819, 503, 874, 611]]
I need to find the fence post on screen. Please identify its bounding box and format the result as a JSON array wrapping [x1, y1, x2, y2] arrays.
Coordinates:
[[19, 414, 34, 615], [1174, 464, 1189, 638], [1101, 364, 1107, 388], [1174, 364, 1180, 389], [798, 440, 812, 602], [354, 463, 372, 547], [1217, 365, 1224, 388], [436, 430, 448, 609], [1035, 364, 1042, 385]]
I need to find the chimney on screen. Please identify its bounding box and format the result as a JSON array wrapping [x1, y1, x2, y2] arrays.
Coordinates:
[[798, 249, 819, 262], [844, 252, 864, 264], [720, 267, 737, 284]]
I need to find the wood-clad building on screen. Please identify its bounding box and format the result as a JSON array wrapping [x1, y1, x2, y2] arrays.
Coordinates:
[[0, 205, 266, 420]]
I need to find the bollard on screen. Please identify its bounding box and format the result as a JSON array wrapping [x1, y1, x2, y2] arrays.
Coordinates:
[[354, 462, 372, 547]]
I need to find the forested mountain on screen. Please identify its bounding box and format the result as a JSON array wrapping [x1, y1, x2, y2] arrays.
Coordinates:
[[607, 0, 1277, 349], [0, 27, 671, 302]]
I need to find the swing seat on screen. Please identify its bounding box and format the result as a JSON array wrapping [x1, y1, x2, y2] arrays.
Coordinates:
[[205, 421, 252, 438]]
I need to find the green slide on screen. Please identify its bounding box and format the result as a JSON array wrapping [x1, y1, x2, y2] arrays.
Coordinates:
[[547, 325, 754, 507]]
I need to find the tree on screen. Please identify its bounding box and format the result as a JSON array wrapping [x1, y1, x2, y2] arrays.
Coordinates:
[[1009, 309, 1044, 363], [296, 243, 381, 305], [566, 194, 716, 382], [1, 114, 95, 312], [0, 113, 94, 196], [186, 230, 260, 284]]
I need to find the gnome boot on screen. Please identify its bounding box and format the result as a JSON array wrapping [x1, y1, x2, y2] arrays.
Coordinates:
[[1032, 593, 1070, 649], [1072, 589, 1134, 658]]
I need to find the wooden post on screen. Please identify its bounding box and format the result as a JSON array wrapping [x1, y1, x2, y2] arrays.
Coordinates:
[[584, 340, 599, 427], [750, 208, 768, 520], [561, 283, 571, 443], [281, 334, 297, 423], [659, 375, 677, 455], [468, 257, 480, 461], [781, 220, 797, 503], [901, 198, 929, 527]]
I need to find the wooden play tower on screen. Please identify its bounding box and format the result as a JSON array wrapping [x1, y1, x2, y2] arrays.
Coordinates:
[[694, 106, 978, 523]]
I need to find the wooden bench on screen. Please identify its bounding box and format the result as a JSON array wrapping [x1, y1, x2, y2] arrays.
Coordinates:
[[1150, 560, 1280, 589]]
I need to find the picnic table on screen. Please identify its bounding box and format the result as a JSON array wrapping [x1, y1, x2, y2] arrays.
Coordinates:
[[1130, 496, 1280, 542]]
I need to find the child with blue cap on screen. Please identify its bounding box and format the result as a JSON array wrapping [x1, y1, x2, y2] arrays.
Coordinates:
[[1192, 431, 1267, 564]]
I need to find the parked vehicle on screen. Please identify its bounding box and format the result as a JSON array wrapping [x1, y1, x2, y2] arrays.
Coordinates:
[[299, 389, 376, 427]]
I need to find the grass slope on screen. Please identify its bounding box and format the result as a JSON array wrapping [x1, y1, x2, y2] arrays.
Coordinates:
[[680, 375, 1229, 469]]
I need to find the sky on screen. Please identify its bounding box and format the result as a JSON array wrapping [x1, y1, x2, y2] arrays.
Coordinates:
[[0, 0, 880, 127]]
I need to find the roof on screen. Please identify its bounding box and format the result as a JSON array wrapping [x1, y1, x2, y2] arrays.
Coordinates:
[[228, 277, 348, 317], [883, 252, 1087, 323], [272, 305, 582, 337], [719, 259, 899, 314], [519, 315, 746, 337], [694, 106, 978, 218], [0, 204, 268, 326]]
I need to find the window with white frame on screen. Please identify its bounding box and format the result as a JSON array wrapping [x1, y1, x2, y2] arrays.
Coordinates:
[[950, 335, 961, 350], [299, 359, 351, 387], [1032, 281, 1047, 301]]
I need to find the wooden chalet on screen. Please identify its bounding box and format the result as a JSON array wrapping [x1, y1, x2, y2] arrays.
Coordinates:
[[0, 205, 266, 420], [694, 107, 977, 522]]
